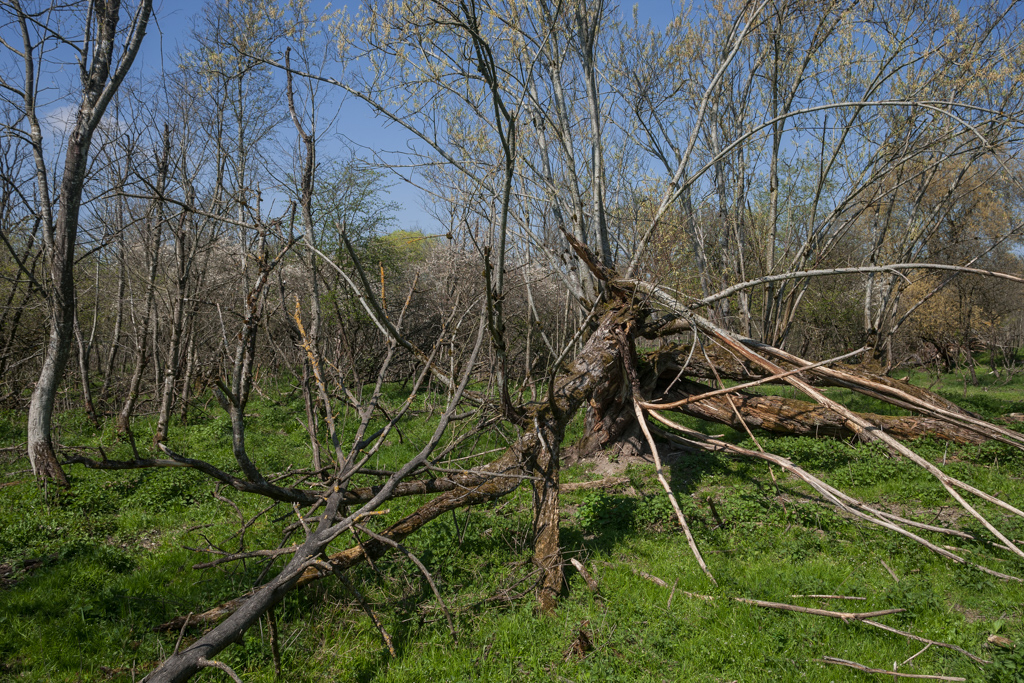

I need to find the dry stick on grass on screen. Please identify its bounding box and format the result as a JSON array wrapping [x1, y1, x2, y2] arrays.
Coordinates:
[[903, 643, 932, 666], [881, 559, 900, 583], [678, 591, 989, 665], [355, 523, 457, 643], [815, 656, 965, 681], [633, 399, 717, 586], [561, 477, 630, 492], [631, 567, 669, 587], [330, 564, 396, 657], [195, 658, 244, 683], [648, 415, 1021, 583], [570, 558, 599, 593], [790, 595, 866, 601]]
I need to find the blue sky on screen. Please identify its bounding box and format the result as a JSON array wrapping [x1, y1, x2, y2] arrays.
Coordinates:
[[134, 1, 683, 233]]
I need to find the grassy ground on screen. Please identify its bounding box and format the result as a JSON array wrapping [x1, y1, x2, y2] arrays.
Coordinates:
[[1, 373, 1023, 682]]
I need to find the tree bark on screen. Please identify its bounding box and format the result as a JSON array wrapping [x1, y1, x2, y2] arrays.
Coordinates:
[[658, 377, 988, 445], [24, 0, 153, 483]]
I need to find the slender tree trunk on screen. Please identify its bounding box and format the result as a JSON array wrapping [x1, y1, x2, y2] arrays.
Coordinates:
[[156, 212, 193, 443], [73, 312, 98, 427], [100, 249, 126, 402], [178, 330, 197, 426], [23, 0, 153, 482], [118, 129, 170, 432]]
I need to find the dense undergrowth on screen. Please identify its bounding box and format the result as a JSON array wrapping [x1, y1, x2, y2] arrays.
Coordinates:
[[1, 374, 1023, 682]]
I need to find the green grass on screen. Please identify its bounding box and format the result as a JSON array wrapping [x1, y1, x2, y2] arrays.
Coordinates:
[[1, 374, 1024, 682]]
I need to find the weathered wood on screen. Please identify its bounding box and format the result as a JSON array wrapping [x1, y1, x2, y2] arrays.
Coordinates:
[[658, 377, 988, 444], [647, 343, 974, 418]]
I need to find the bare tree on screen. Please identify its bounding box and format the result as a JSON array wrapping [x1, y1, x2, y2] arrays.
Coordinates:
[[0, 0, 153, 483]]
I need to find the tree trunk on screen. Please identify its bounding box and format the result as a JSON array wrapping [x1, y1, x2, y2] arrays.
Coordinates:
[[23, 0, 153, 482], [27, 322, 71, 485], [100, 250, 126, 402], [658, 378, 989, 445], [118, 128, 169, 433]]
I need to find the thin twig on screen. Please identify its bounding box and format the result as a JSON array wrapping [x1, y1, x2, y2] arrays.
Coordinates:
[[814, 656, 964, 681], [195, 658, 244, 683], [331, 566, 395, 657], [173, 613, 192, 655], [570, 558, 599, 593], [355, 524, 457, 643], [902, 643, 932, 666], [790, 594, 866, 601], [677, 592, 989, 665], [631, 567, 668, 587], [268, 606, 281, 679]]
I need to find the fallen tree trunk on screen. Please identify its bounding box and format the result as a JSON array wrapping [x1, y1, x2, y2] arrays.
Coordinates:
[[143, 303, 632, 680], [658, 377, 989, 445], [650, 344, 975, 418], [568, 365, 990, 461]]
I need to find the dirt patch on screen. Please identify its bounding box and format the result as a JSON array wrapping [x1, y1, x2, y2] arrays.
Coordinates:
[[879, 502, 968, 528], [954, 605, 990, 623], [0, 556, 54, 590]]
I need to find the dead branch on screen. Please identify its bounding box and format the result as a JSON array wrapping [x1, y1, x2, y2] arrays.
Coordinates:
[[790, 595, 866, 601], [679, 592, 988, 664], [649, 415, 1021, 582], [355, 524, 457, 643], [630, 567, 669, 587], [570, 558, 599, 593], [637, 282, 1024, 566], [561, 477, 630, 492], [814, 656, 966, 681]]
